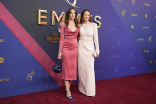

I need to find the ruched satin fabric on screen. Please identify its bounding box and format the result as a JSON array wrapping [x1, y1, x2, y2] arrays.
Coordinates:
[[59, 24, 80, 80]]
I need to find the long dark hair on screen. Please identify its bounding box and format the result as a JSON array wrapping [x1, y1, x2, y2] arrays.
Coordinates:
[[65, 7, 79, 28], [80, 9, 91, 24]]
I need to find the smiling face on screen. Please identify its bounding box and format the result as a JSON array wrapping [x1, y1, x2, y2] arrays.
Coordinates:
[[83, 11, 91, 22], [69, 9, 76, 20]]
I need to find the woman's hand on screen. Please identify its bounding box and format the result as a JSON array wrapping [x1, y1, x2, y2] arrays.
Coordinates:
[[60, 21, 65, 27], [95, 53, 99, 57], [58, 51, 62, 59], [93, 51, 99, 57]]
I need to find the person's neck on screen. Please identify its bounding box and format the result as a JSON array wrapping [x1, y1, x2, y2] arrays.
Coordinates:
[[69, 19, 74, 24], [83, 21, 90, 24]]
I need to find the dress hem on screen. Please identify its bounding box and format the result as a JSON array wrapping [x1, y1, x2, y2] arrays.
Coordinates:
[[79, 89, 95, 97], [62, 78, 77, 81]]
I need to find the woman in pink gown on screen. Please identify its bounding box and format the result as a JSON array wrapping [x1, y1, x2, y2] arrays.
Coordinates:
[[58, 7, 80, 99]]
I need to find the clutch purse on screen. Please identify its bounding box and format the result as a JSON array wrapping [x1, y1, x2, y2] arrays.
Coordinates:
[[52, 59, 62, 73]]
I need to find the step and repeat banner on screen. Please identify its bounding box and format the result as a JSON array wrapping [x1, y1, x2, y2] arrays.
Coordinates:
[[0, 0, 155, 98]]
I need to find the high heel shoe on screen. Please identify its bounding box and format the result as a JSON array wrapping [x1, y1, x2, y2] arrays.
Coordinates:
[[69, 88, 72, 95], [66, 90, 72, 99]]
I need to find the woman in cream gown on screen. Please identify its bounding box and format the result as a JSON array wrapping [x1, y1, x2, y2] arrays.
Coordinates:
[[78, 9, 100, 96]]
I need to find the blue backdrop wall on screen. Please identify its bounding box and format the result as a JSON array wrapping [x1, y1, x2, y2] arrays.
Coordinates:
[[0, 0, 155, 98]]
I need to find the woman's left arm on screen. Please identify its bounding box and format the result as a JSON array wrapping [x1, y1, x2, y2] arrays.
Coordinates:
[[77, 24, 81, 41], [93, 23, 100, 56]]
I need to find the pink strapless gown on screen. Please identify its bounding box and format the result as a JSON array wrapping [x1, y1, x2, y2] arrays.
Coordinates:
[[59, 24, 80, 80]]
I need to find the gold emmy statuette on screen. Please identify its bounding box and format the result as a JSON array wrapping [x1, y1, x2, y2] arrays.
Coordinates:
[[94, 16, 102, 28], [38, 10, 47, 25], [148, 36, 152, 42], [131, 0, 136, 5], [121, 10, 126, 17], [27, 71, 35, 81], [149, 60, 152, 64], [145, 14, 148, 18], [65, 0, 80, 8], [131, 25, 134, 29], [52, 11, 65, 25]]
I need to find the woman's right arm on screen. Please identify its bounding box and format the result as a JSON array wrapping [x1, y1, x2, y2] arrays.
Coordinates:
[[58, 25, 65, 59]]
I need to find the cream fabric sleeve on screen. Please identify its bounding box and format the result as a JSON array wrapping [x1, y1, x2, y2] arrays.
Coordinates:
[[93, 23, 100, 54]]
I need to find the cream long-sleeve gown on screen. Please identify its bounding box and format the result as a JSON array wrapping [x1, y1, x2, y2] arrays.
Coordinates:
[[78, 23, 100, 96]]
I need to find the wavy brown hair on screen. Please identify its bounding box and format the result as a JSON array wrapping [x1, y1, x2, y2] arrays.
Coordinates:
[[65, 7, 79, 28], [80, 9, 91, 24]]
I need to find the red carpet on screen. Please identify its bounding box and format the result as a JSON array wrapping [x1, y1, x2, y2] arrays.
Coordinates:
[[0, 72, 156, 104]]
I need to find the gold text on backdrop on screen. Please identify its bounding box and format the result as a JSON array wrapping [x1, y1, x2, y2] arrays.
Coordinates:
[[38, 10, 47, 25], [52, 11, 65, 25], [0, 57, 4, 63], [0, 78, 9, 82], [132, 13, 137, 16], [144, 50, 149, 52], [46, 33, 60, 43], [38, 10, 102, 28], [144, 3, 150, 6], [142, 26, 149, 29], [137, 38, 144, 41], [94, 16, 102, 28], [0, 39, 4, 42]]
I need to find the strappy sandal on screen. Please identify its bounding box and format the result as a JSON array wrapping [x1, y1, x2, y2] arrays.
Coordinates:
[[66, 90, 72, 99]]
